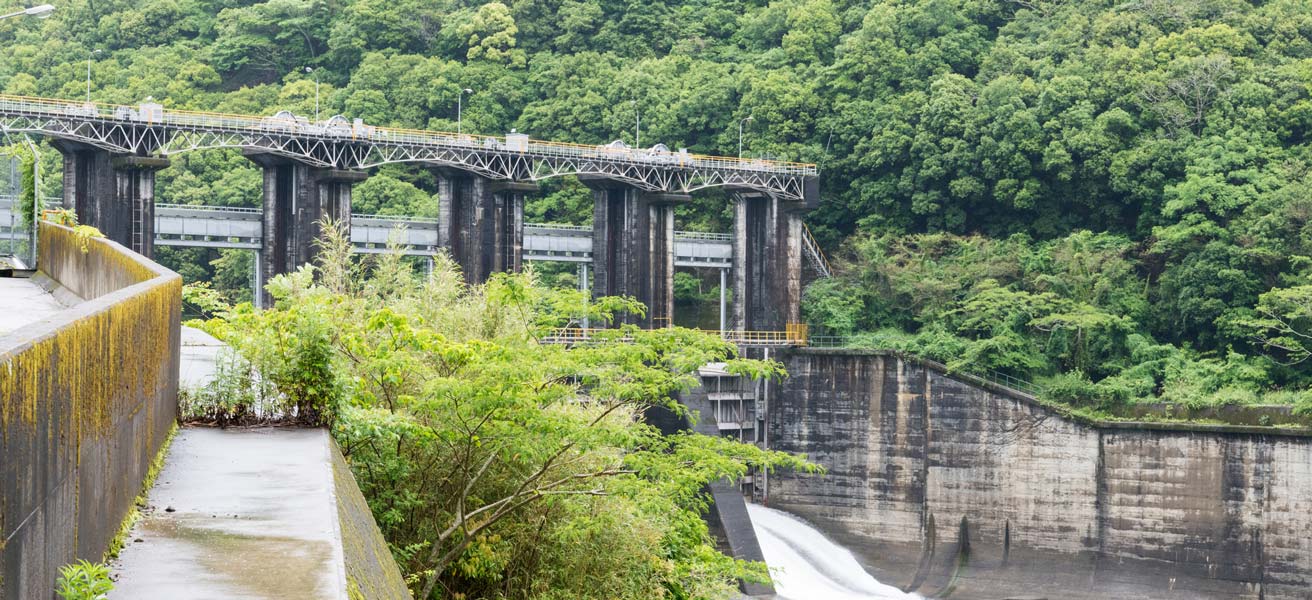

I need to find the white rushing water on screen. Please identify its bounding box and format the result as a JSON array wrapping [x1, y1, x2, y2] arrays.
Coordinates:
[[746, 504, 921, 600]]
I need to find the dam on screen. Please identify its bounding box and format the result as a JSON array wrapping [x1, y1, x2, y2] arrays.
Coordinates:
[[751, 348, 1312, 600]]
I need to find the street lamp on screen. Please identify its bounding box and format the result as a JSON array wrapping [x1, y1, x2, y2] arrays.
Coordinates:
[[738, 115, 754, 159], [86, 49, 101, 104], [0, 3, 55, 20], [631, 99, 640, 148], [304, 66, 319, 121], [457, 87, 472, 135]]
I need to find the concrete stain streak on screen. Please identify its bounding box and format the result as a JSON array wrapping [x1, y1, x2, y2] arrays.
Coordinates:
[[767, 349, 1312, 600]]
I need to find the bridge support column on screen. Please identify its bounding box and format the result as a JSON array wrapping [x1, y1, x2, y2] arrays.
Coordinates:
[[53, 141, 168, 256], [246, 152, 365, 306], [437, 173, 530, 284], [112, 156, 169, 258], [732, 192, 803, 331], [588, 180, 687, 328]]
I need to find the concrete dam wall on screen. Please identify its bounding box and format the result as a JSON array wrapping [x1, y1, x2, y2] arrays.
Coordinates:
[[766, 349, 1312, 600], [0, 223, 181, 600]]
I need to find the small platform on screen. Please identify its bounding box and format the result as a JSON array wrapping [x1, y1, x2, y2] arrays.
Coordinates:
[[0, 275, 71, 337]]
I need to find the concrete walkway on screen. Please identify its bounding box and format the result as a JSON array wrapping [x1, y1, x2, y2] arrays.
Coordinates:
[[0, 276, 70, 337], [109, 428, 348, 599]]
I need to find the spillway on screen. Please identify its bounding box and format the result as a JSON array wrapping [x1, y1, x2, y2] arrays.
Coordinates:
[[746, 504, 920, 600]]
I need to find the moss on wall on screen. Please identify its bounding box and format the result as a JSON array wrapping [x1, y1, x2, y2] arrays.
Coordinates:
[[0, 222, 181, 600]]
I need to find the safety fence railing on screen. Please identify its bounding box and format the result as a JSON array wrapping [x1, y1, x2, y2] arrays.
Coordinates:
[[526, 222, 591, 232], [352, 213, 439, 224], [155, 203, 261, 215], [542, 324, 810, 347], [807, 334, 1045, 397], [675, 231, 733, 242]]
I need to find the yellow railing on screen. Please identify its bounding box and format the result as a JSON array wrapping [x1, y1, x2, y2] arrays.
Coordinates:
[[542, 323, 810, 347]]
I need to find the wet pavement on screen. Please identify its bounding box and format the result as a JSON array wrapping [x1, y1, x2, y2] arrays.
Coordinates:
[[0, 276, 71, 337], [114, 326, 350, 599], [109, 427, 348, 599]]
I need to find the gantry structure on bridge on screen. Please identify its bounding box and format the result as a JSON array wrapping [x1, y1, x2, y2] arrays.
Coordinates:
[[0, 95, 822, 329]]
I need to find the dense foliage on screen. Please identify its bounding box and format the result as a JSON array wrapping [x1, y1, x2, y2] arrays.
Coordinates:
[[807, 231, 1312, 411], [193, 226, 812, 599], [2, 0, 1310, 400]]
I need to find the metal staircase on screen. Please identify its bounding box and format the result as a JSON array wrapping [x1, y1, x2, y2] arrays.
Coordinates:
[[801, 222, 832, 278]]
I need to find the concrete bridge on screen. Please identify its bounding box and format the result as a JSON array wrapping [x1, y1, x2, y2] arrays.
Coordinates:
[[0, 94, 822, 328]]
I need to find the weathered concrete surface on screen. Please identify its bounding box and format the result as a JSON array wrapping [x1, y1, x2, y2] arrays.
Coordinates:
[[588, 181, 685, 327], [731, 192, 802, 331], [766, 349, 1312, 600], [110, 427, 411, 600], [437, 173, 529, 285], [0, 276, 71, 336], [246, 152, 365, 307], [0, 223, 180, 600]]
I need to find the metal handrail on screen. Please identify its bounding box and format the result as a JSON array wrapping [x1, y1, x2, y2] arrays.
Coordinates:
[[805, 334, 1045, 397], [155, 203, 261, 215], [352, 213, 439, 224], [802, 222, 832, 278], [525, 222, 592, 232], [542, 326, 808, 347], [0, 94, 818, 176], [675, 231, 733, 241]]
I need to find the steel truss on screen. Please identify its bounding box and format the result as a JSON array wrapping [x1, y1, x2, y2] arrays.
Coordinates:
[[0, 95, 817, 201]]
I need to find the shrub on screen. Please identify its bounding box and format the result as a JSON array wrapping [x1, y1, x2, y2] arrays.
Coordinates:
[[55, 560, 113, 600]]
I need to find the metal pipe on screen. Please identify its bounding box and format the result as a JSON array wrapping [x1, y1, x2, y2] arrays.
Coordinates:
[[580, 262, 590, 329], [719, 267, 727, 332]]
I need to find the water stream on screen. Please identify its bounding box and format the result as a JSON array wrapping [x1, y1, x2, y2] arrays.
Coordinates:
[[746, 504, 921, 600]]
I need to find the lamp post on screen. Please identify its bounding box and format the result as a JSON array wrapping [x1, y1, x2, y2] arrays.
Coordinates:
[[457, 87, 472, 135], [86, 49, 101, 104], [631, 99, 640, 148], [0, 3, 54, 20], [738, 115, 753, 159], [21, 135, 41, 267], [304, 66, 319, 121]]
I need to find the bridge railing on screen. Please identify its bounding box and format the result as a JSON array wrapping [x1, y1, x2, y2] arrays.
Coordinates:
[[154, 203, 261, 215], [353, 213, 438, 224], [542, 325, 808, 347]]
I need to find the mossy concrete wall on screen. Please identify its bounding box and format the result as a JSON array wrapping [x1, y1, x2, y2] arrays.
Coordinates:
[[767, 349, 1312, 600], [331, 440, 413, 600], [0, 222, 180, 600]]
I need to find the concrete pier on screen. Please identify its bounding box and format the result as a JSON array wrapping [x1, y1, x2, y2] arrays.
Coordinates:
[[588, 180, 686, 327], [436, 173, 530, 284], [732, 192, 803, 331], [53, 141, 168, 257], [246, 152, 365, 305]]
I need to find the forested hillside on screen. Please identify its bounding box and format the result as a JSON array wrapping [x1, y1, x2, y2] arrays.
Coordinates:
[[3, 0, 1311, 408]]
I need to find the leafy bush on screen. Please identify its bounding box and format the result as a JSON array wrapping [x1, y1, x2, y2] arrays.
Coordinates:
[[55, 560, 112, 600], [198, 224, 816, 600]]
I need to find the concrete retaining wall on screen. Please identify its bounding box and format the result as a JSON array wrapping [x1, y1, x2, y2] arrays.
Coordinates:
[[0, 222, 181, 600], [766, 349, 1312, 600]]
